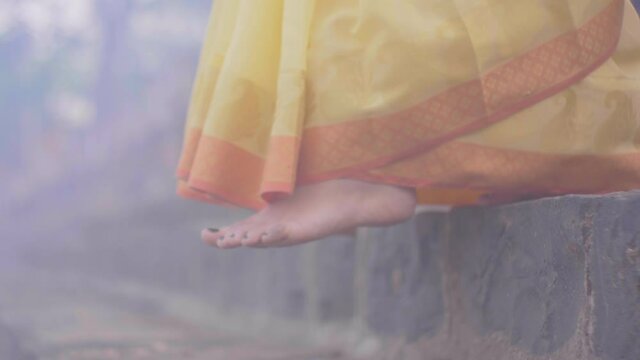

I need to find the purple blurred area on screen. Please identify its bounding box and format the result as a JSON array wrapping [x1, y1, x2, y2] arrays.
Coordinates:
[[0, 1, 638, 358], [2, 0, 639, 277], [0, 0, 232, 353], [0, 0, 213, 262], [0, 1, 257, 357]]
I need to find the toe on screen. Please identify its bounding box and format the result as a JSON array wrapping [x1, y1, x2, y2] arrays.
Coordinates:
[[201, 228, 222, 247], [221, 228, 246, 249], [241, 229, 264, 247], [217, 227, 242, 249]]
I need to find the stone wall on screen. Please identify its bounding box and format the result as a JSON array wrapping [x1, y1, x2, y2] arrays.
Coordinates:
[[362, 192, 640, 360]]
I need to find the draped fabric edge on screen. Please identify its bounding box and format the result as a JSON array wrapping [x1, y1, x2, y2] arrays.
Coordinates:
[[177, 0, 632, 210]]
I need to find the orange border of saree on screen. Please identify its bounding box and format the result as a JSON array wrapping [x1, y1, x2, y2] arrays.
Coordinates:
[[178, 0, 636, 209]]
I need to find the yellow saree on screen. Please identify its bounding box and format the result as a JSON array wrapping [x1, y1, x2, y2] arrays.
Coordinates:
[[177, 0, 640, 209]]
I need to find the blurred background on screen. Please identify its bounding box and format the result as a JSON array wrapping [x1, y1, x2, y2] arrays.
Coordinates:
[[0, 0, 320, 359], [0, 2, 363, 359], [1, 1, 639, 359], [0, 0, 207, 234], [0, 0, 211, 239]]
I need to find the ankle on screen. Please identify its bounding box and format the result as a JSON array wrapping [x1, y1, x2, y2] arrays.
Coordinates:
[[359, 184, 416, 224]]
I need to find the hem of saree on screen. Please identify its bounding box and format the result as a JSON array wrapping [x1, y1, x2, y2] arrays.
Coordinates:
[[178, 130, 640, 210], [187, 178, 265, 209], [178, 133, 300, 209], [261, 181, 296, 202], [177, 181, 222, 205], [298, 0, 624, 180], [348, 142, 640, 201], [297, 21, 622, 185], [178, 180, 244, 208], [176, 0, 628, 210]]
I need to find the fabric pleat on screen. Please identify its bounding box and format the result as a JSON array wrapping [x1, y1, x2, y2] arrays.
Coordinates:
[[178, 0, 640, 209]]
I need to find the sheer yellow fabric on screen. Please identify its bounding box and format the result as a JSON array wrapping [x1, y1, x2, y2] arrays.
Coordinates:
[[178, 0, 640, 209]]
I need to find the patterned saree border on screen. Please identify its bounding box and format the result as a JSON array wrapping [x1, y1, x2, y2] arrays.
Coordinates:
[[176, 0, 629, 210], [298, 0, 625, 181], [178, 134, 640, 210], [177, 129, 300, 209], [354, 141, 640, 201]]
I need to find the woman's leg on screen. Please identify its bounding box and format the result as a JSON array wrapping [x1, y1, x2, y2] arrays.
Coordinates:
[[201, 179, 417, 249]]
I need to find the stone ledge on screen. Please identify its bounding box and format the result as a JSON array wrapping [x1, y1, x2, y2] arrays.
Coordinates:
[[366, 191, 640, 360]]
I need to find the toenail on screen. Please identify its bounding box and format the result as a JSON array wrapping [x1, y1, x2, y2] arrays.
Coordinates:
[[242, 234, 248, 240], [207, 228, 219, 233]]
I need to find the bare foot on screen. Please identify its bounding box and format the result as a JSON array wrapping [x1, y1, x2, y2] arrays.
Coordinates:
[[200, 179, 417, 249]]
